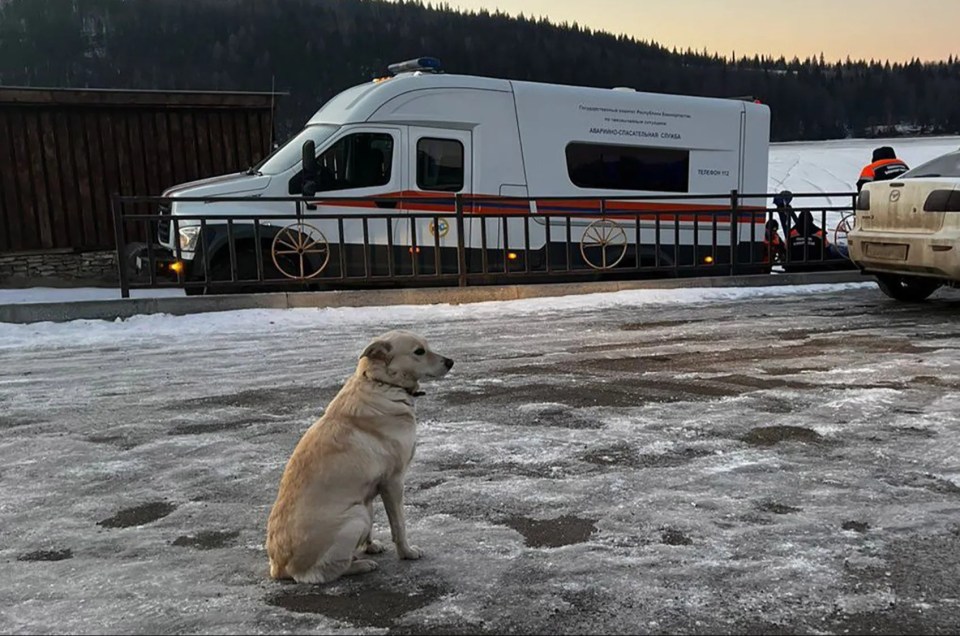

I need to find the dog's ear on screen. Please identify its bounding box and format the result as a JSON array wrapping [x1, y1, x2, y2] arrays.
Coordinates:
[[360, 340, 393, 363]]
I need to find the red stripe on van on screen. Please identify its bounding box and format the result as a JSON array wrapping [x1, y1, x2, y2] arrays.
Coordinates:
[[306, 191, 767, 223]]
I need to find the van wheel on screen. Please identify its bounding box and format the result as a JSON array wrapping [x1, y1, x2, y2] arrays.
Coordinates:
[[875, 274, 942, 302], [201, 248, 306, 295]]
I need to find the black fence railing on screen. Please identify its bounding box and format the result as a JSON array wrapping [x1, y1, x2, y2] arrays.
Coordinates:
[[112, 190, 858, 297]]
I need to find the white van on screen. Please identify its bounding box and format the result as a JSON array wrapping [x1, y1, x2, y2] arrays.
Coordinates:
[[153, 58, 771, 287]]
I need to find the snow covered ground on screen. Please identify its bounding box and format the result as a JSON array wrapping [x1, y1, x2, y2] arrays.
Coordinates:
[[2, 283, 960, 634], [2, 136, 960, 634]]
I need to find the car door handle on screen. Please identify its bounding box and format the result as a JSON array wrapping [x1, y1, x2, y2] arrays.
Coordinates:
[[375, 199, 398, 209]]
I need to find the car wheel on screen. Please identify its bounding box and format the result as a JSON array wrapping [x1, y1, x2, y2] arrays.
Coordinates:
[[875, 274, 942, 302]]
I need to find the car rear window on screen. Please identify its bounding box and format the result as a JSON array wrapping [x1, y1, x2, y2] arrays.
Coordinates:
[[901, 150, 960, 179]]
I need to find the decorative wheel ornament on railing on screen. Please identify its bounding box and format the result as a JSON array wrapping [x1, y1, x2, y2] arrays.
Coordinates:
[[271, 222, 330, 279], [833, 212, 856, 260], [580, 219, 628, 270]]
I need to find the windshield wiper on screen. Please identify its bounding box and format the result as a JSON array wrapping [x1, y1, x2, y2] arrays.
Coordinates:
[[245, 166, 262, 176]]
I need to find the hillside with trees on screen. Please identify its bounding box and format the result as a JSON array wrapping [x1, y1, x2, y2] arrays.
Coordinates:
[[2, 0, 959, 143]]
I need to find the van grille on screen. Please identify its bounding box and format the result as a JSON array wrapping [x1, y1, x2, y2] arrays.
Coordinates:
[[157, 204, 171, 244]]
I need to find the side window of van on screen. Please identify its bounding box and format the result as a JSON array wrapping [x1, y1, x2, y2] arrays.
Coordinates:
[[288, 132, 393, 194], [416, 138, 464, 192], [565, 143, 690, 192]]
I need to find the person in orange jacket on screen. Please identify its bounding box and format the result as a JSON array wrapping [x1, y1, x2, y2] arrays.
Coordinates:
[[856, 146, 909, 192]]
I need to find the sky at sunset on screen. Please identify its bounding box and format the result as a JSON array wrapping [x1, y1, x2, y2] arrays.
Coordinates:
[[404, 0, 958, 63]]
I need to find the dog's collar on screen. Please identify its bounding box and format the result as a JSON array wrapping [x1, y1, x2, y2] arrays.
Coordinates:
[[371, 378, 424, 398]]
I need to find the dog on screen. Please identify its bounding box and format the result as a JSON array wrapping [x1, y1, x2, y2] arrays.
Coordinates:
[[266, 330, 453, 584]]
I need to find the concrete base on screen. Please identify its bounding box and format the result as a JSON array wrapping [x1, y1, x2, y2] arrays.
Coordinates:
[[0, 271, 873, 324]]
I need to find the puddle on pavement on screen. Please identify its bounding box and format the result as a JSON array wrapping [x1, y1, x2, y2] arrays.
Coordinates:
[[172, 529, 240, 549], [266, 583, 444, 628], [660, 528, 693, 546], [97, 501, 177, 528], [503, 514, 597, 548], [741, 426, 822, 446], [17, 548, 73, 562], [582, 442, 712, 469], [842, 521, 870, 533], [757, 501, 803, 515]]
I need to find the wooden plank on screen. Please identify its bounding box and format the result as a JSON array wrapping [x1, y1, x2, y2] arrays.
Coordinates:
[[97, 111, 123, 241], [25, 110, 54, 249], [167, 111, 187, 185], [182, 111, 200, 181], [113, 112, 132, 199], [139, 110, 162, 196], [0, 111, 24, 252], [52, 110, 86, 249], [67, 110, 98, 249], [261, 110, 274, 159], [9, 109, 40, 250], [154, 110, 175, 192], [194, 111, 212, 177], [219, 110, 238, 173], [123, 112, 147, 240], [84, 110, 112, 249], [248, 111, 263, 165], [230, 111, 251, 171], [39, 109, 68, 249], [128, 111, 149, 195], [207, 110, 226, 175]]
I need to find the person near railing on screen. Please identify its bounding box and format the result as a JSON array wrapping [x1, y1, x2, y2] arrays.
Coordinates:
[[773, 190, 846, 263], [856, 146, 909, 193]]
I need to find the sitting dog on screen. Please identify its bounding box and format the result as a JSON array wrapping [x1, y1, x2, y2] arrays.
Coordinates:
[[266, 330, 453, 584]]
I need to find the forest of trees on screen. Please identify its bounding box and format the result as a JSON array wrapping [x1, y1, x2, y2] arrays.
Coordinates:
[[2, 0, 960, 143]]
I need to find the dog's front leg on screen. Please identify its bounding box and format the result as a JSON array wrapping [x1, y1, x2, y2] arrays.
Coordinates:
[[379, 476, 422, 560]]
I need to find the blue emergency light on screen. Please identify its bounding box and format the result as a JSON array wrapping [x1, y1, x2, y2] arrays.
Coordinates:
[[387, 57, 443, 75]]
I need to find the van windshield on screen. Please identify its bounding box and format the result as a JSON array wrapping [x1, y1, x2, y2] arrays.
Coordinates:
[[253, 124, 339, 175]]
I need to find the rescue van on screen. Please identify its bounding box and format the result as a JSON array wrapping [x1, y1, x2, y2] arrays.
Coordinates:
[[153, 57, 771, 287]]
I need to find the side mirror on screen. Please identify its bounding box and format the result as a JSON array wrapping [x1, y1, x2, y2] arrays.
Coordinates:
[[301, 140, 317, 197]]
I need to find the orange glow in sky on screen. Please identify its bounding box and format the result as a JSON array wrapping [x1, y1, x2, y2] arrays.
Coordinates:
[[407, 0, 959, 63]]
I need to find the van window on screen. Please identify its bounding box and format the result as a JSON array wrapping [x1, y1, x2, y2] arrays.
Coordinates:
[[255, 124, 338, 175], [416, 138, 464, 192], [565, 143, 690, 192], [288, 132, 394, 194]]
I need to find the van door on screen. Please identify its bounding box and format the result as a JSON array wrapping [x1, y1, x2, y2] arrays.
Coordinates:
[[399, 127, 472, 275], [290, 126, 404, 278]]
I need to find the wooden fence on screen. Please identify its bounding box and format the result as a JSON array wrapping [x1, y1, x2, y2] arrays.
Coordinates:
[[0, 87, 281, 253]]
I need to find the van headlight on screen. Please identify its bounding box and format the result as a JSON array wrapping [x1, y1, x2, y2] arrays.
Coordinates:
[[178, 226, 201, 251]]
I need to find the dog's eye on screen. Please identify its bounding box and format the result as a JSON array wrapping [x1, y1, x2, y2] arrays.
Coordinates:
[[414, 347, 425, 356]]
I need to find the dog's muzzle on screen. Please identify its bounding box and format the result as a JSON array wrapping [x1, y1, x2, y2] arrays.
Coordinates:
[[443, 357, 454, 370]]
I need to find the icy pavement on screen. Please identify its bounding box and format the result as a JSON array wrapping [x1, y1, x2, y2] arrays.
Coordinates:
[[1, 283, 960, 634]]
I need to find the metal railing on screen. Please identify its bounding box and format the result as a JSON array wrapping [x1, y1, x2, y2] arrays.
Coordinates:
[[111, 190, 858, 297]]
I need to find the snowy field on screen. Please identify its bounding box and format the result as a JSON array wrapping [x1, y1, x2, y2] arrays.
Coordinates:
[[2, 283, 960, 634], [1, 135, 958, 306]]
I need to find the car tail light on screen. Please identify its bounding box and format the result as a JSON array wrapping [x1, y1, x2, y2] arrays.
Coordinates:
[[922, 189, 960, 212]]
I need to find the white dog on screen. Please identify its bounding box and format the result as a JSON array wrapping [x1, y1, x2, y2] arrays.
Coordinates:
[[266, 330, 453, 584]]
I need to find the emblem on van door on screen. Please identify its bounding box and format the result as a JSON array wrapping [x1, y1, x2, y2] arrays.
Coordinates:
[[429, 218, 450, 238], [889, 190, 901, 203]]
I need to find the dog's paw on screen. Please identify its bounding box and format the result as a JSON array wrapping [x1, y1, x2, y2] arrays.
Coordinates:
[[397, 544, 423, 560], [347, 558, 379, 575], [364, 539, 386, 554]]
